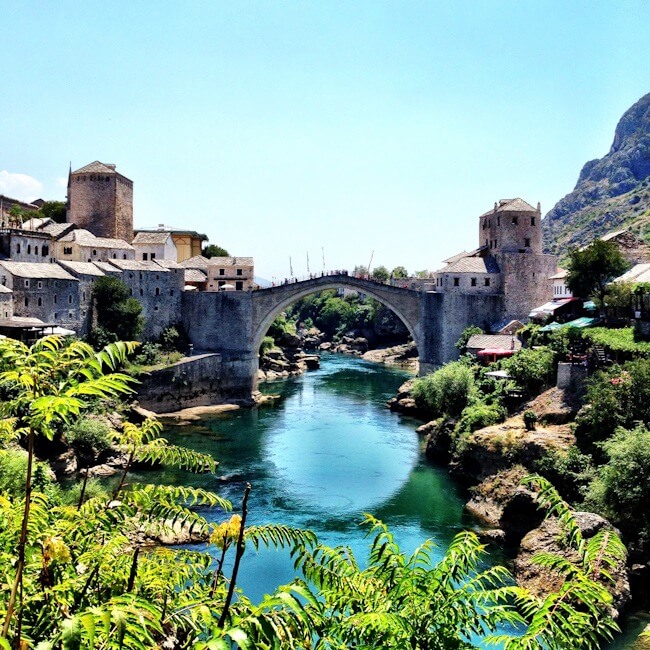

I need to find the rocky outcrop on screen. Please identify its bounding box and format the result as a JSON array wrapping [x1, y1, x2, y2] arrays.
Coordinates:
[[543, 92, 650, 259], [386, 379, 427, 417], [362, 341, 418, 370], [515, 511, 631, 619], [450, 414, 575, 483], [465, 466, 544, 545], [320, 335, 369, 356]]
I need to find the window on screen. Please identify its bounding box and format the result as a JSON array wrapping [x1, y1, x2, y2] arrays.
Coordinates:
[[453, 277, 460, 287], [154, 305, 159, 311], [482, 221, 486, 230], [112, 253, 116, 259], [37, 281, 42, 289], [471, 278, 477, 287], [123, 254, 127, 259], [37, 297, 42, 306], [129, 273, 134, 279], [170, 289, 174, 296], [34, 246, 39, 255], [54, 294, 57, 304], [42, 246, 49, 256], [16, 244, 20, 254], [155, 287, 160, 296], [24, 280, 30, 288], [142, 253, 148, 261], [497, 216, 500, 226], [219, 269, 225, 276], [512, 217, 518, 225], [68, 295, 73, 304], [140, 289, 143, 296], [484, 278, 490, 287], [92, 249, 97, 256], [235, 281, 243, 290], [68, 311, 73, 318], [151, 253, 156, 260], [64, 247, 72, 255], [525, 238, 531, 247], [236, 269, 243, 276], [24, 298, 28, 307], [218, 280, 226, 288], [531, 217, 536, 226], [27, 245, 31, 254]]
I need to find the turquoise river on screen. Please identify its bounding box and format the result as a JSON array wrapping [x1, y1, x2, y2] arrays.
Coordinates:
[[132, 352, 645, 648]]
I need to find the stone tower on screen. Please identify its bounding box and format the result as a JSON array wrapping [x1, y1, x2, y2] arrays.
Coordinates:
[[67, 161, 133, 242], [478, 198, 556, 320]]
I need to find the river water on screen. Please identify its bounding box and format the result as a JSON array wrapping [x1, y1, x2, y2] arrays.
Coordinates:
[[131, 352, 645, 647]]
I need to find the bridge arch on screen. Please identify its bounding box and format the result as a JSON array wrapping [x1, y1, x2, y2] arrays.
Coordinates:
[[250, 275, 423, 357]]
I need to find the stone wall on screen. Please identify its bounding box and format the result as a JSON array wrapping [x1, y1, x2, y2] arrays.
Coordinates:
[[499, 252, 557, 321], [135, 353, 253, 412]]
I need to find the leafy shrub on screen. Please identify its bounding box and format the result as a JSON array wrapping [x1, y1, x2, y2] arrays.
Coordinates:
[[0, 449, 59, 500], [523, 410, 538, 431], [532, 447, 595, 505], [500, 347, 556, 396], [134, 342, 163, 366], [59, 477, 109, 506], [454, 400, 506, 438], [583, 327, 650, 357], [455, 325, 483, 354], [267, 312, 297, 340], [66, 417, 112, 461], [575, 358, 650, 453], [411, 361, 476, 417], [587, 423, 650, 553], [260, 336, 276, 355]]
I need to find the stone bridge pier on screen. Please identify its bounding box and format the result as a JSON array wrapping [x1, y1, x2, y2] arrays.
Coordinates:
[[181, 274, 504, 401]]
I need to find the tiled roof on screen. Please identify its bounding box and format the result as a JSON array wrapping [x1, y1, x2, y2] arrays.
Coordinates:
[[441, 256, 500, 274], [72, 161, 117, 175], [135, 227, 208, 240], [0, 261, 77, 280], [21, 217, 52, 230], [153, 259, 183, 269], [59, 229, 134, 250], [549, 269, 568, 280], [133, 231, 172, 245], [0, 285, 12, 293], [179, 255, 210, 269], [108, 259, 170, 272], [184, 269, 207, 283], [600, 229, 629, 242], [616, 263, 650, 283], [479, 198, 537, 218], [41, 222, 77, 239], [93, 262, 121, 274], [58, 261, 106, 277], [442, 251, 469, 264], [206, 256, 254, 266], [466, 334, 522, 352]]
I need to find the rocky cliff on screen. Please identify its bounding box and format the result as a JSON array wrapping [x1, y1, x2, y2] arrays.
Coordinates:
[[543, 92, 650, 258]]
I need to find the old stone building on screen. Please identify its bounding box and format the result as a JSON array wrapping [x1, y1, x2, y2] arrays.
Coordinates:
[[431, 199, 557, 322], [205, 256, 255, 291], [133, 226, 208, 262], [0, 285, 13, 319], [58, 261, 106, 335], [0, 261, 80, 330], [54, 228, 135, 263], [103, 259, 185, 339], [0, 227, 54, 263], [67, 161, 134, 243]]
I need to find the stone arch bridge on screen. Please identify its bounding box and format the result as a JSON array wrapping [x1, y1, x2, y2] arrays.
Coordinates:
[[180, 274, 504, 401]]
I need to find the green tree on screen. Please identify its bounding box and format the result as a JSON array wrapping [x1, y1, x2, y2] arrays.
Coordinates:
[[566, 239, 628, 308], [500, 347, 556, 396], [391, 265, 409, 279], [455, 325, 484, 353], [588, 423, 650, 554], [412, 360, 476, 416], [203, 243, 230, 258], [38, 200, 67, 223], [92, 275, 144, 343], [414, 269, 430, 278], [371, 265, 390, 282], [353, 264, 368, 277]]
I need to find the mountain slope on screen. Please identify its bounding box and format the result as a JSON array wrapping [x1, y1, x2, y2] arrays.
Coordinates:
[[543, 92, 650, 257]]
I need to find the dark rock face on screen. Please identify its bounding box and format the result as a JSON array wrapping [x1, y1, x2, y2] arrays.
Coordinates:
[[514, 512, 631, 620], [543, 93, 650, 258]]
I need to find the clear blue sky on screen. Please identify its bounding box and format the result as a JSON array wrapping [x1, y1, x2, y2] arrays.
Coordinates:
[[1, 1, 649, 281]]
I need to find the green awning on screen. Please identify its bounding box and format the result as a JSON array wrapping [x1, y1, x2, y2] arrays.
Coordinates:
[[562, 317, 598, 329], [539, 321, 564, 332]]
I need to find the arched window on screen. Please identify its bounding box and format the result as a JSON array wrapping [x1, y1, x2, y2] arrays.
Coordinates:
[[155, 287, 160, 296]]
